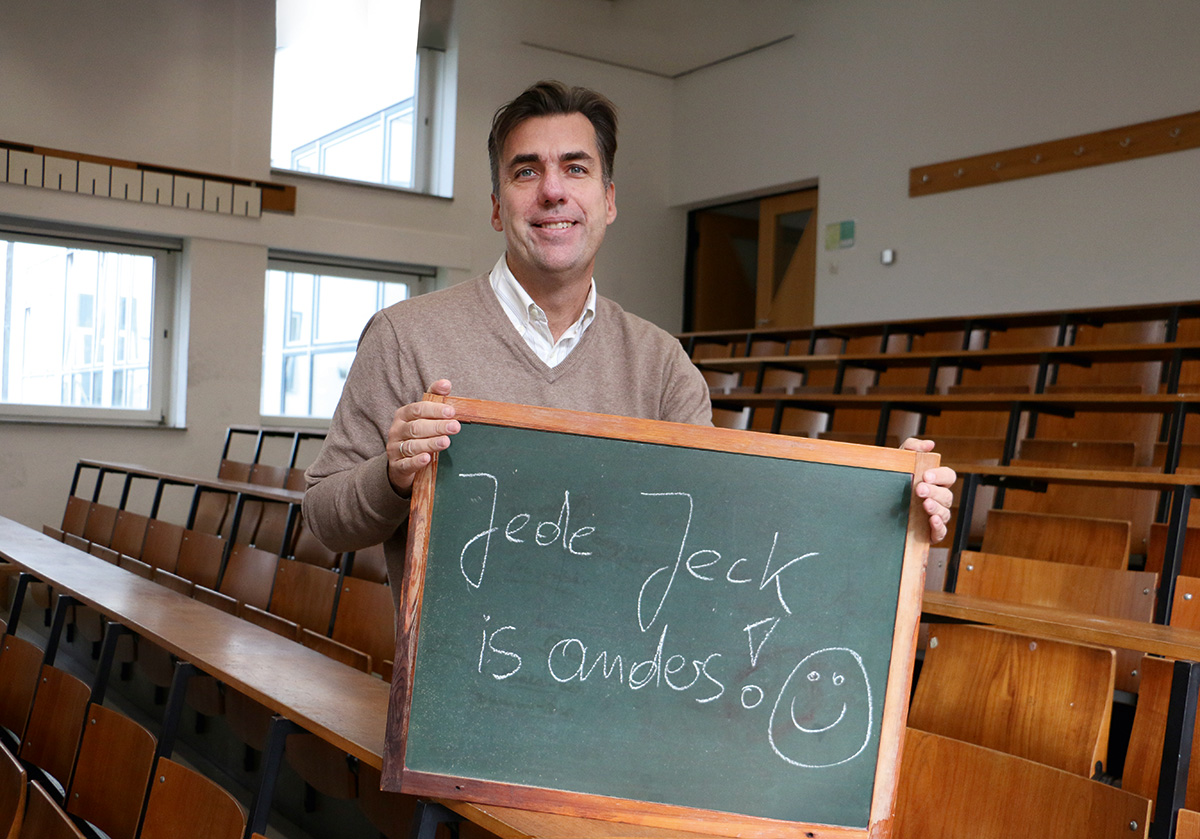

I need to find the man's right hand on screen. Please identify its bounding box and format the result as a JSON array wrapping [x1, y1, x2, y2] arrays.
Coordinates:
[[386, 379, 460, 496]]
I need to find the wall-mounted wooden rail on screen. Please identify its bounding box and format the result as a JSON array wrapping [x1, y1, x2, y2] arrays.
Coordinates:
[[909, 110, 1200, 197], [1, 138, 296, 216]]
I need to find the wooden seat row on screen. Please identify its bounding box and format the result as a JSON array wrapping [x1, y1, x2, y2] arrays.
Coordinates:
[[0, 629, 245, 839], [678, 297, 1200, 365]]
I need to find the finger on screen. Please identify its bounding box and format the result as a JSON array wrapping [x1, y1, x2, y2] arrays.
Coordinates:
[[928, 515, 947, 544], [395, 398, 457, 425], [922, 466, 957, 487], [899, 437, 936, 453], [923, 495, 952, 523]]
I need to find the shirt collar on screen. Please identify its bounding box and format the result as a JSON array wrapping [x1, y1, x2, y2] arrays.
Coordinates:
[[488, 254, 597, 339]]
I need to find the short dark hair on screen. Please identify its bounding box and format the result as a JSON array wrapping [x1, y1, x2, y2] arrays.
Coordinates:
[[488, 80, 618, 194]]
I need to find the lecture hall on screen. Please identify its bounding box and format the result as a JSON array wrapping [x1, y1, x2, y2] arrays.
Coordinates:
[[2, 1, 1200, 838]]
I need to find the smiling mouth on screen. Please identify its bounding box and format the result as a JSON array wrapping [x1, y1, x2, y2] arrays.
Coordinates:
[[535, 221, 576, 229], [790, 697, 848, 733]]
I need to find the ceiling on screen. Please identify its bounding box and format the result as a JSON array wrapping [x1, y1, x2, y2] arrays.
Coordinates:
[[517, 0, 802, 79]]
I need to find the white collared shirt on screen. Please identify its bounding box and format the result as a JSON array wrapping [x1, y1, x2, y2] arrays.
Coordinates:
[[488, 255, 597, 368]]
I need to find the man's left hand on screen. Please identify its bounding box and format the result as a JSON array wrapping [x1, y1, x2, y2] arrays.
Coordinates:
[[900, 438, 956, 544]]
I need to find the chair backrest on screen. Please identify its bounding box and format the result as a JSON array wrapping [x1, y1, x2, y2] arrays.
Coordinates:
[[332, 576, 395, 677], [997, 468, 1158, 557], [1179, 808, 1200, 839], [217, 459, 252, 483], [347, 542, 387, 583], [248, 463, 288, 487], [141, 519, 184, 573], [300, 629, 370, 672], [65, 704, 156, 839], [909, 624, 1115, 776], [980, 508, 1131, 569], [139, 757, 246, 839], [19, 780, 86, 839], [0, 741, 24, 839], [291, 522, 340, 570], [1146, 523, 1200, 577], [894, 729, 1150, 839], [955, 551, 1156, 692], [60, 496, 90, 538], [190, 488, 231, 537], [109, 510, 149, 559], [175, 529, 225, 589], [0, 635, 44, 745], [269, 558, 337, 636], [18, 664, 91, 796], [1171, 576, 1200, 631], [217, 544, 280, 611], [1016, 438, 1138, 468], [1122, 655, 1200, 818], [82, 502, 119, 547]]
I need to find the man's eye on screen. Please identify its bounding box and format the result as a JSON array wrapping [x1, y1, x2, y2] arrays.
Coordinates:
[[567, 165, 586, 175], [515, 168, 536, 178]]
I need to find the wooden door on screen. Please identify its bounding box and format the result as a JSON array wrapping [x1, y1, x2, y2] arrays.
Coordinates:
[[690, 211, 757, 331], [756, 188, 818, 328]]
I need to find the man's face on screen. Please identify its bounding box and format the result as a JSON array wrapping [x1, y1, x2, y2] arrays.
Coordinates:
[[491, 112, 617, 290]]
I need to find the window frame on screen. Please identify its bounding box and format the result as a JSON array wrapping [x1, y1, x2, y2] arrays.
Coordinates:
[[260, 252, 436, 425], [271, 0, 454, 198], [0, 221, 181, 427]]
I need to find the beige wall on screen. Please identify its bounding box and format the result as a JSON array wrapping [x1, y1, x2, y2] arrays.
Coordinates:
[[2, 0, 1199, 529], [671, 0, 1200, 324]]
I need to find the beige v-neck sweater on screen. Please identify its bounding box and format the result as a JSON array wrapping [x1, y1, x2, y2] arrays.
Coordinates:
[[302, 275, 711, 596]]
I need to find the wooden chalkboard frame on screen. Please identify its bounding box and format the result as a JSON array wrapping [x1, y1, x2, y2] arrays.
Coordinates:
[[384, 396, 935, 839]]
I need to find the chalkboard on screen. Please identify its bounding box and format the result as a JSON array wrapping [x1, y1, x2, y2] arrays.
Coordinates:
[[383, 397, 934, 839]]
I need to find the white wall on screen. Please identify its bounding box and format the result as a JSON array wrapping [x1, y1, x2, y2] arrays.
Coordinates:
[[672, 0, 1200, 324], [2, 0, 1199, 531], [0, 0, 679, 529]]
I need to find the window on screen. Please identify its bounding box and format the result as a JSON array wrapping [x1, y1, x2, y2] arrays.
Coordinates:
[[261, 256, 433, 420], [272, 0, 453, 195], [0, 227, 178, 424]]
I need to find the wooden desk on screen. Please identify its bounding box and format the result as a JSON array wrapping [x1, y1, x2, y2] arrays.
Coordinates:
[[922, 590, 1200, 659], [708, 391, 1200, 472], [0, 515, 722, 839], [70, 458, 305, 554], [678, 299, 1200, 357], [697, 341, 1200, 396], [0, 514, 384, 765], [950, 464, 1200, 623], [921, 590, 1200, 839]]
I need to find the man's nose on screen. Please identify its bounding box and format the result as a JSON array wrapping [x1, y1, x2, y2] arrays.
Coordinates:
[[539, 169, 567, 204]]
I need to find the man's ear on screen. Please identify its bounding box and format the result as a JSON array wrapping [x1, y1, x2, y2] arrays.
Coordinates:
[[490, 194, 504, 232], [605, 181, 617, 224]]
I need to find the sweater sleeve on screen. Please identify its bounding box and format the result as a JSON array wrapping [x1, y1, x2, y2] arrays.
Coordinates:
[[659, 339, 714, 426], [302, 312, 414, 552]]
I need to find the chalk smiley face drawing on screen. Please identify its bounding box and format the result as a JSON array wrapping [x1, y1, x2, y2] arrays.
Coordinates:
[[768, 647, 873, 768]]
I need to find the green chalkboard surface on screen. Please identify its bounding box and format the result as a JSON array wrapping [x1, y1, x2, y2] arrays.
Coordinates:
[[384, 398, 932, 839]]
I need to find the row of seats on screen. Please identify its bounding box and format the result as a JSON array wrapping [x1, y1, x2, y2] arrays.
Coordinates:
[[47, 497, 394, 679], [0, 624, 246, 839], [23, 444, 478, 839], [681, 304, 1200, 835]]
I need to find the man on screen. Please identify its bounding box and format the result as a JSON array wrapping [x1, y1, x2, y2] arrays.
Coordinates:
[[303, 80, 955, 597]]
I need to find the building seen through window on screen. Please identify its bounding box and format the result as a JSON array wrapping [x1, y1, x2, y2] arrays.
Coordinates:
[[261, 262, 429, 419], [273, 0, 423, 189], [1, 238, 158, 414]]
